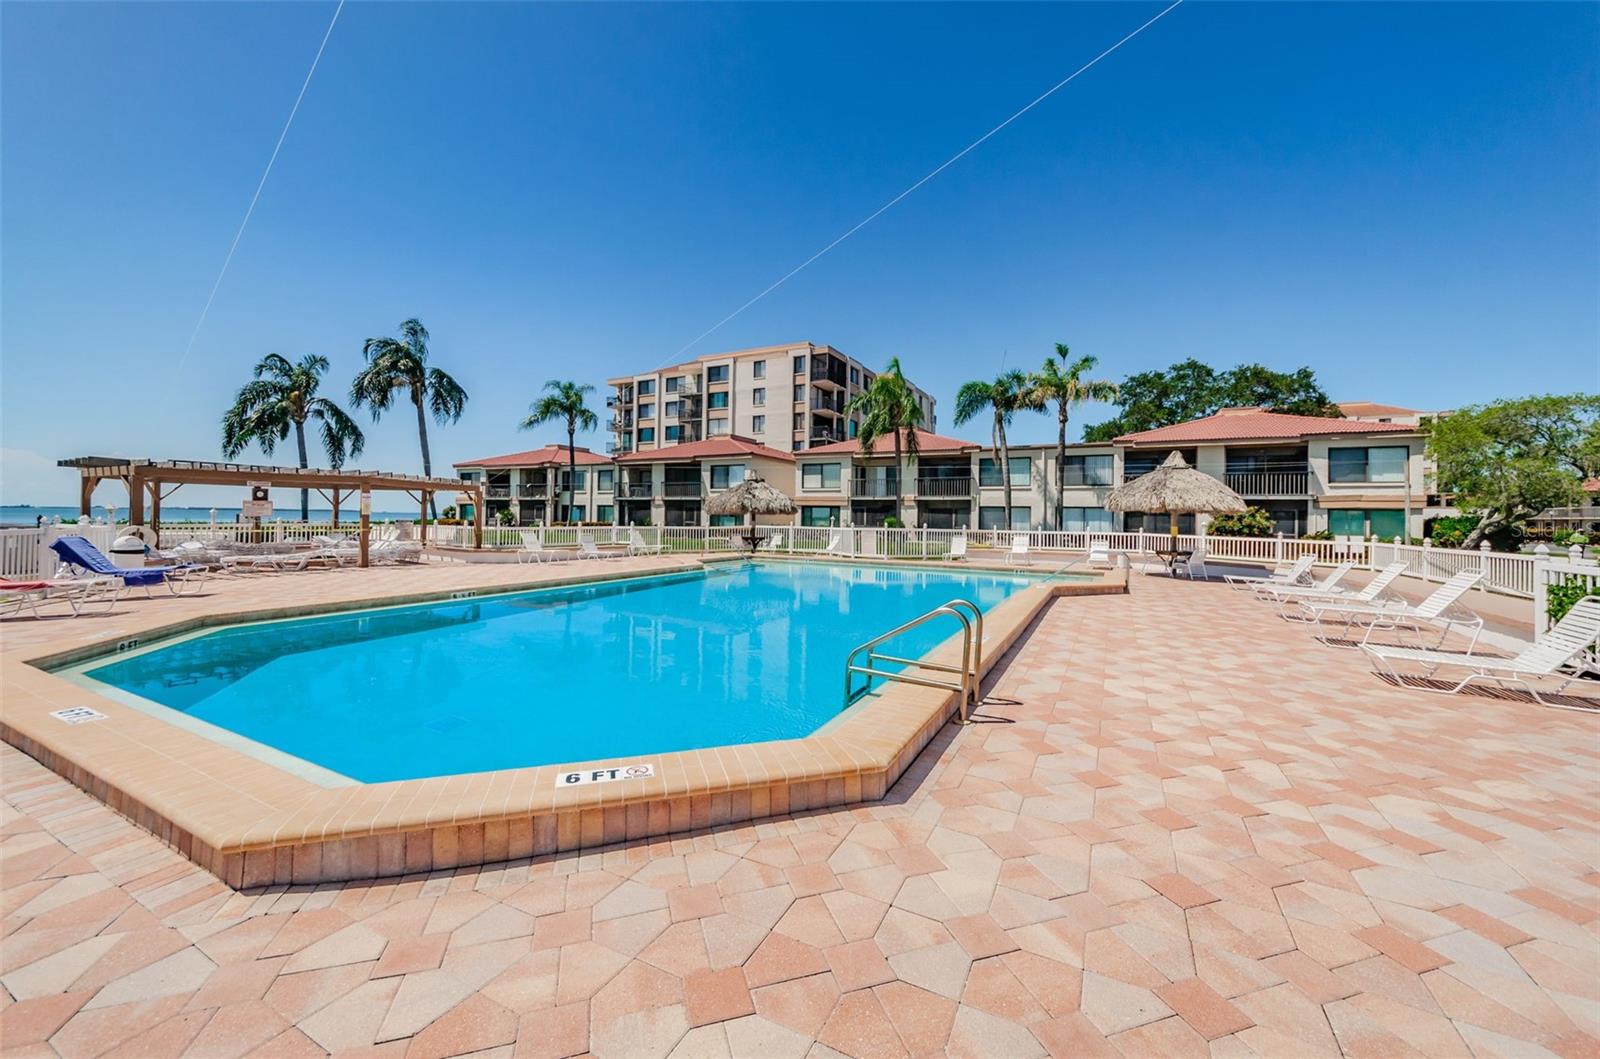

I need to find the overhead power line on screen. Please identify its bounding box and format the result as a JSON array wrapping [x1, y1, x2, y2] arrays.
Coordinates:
[[668, 0, 1185, 360]]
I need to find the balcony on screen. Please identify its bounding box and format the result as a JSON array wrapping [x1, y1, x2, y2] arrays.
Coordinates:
[[850, 479, 900, 499], [663, 481, 703, 499], [1224, 470, 1310, 495], [917, 476, 972, 498], [674, 396, 703, 419], [517, 482, 550, 498], [622, 483, 655, 499], [485, 486, 511, 499], [607, 417, 632, 432], [606, 441, 632, 455]]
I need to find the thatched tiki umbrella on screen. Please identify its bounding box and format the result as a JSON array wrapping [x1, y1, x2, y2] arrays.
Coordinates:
[[704, 473, 796, 548], [1105, 451, 1246, 544]]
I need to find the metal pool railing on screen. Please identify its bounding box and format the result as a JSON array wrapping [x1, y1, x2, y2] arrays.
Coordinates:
[[843, 598, 983, 722]]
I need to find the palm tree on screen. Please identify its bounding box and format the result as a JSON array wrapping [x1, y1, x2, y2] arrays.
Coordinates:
[[350, 318, 468, 518], [843, 358, 924, 524], [221, 353, 365, 520], [1032, 345, 1118, 529], [954, 369, 1036, 528], [520, 381, 598, 525]]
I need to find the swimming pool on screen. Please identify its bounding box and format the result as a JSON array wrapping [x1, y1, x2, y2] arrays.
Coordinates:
[[71, 562, 1049, 783]]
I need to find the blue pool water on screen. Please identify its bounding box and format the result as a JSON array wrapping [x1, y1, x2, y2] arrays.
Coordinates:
[[75, 562, 1046, 782]]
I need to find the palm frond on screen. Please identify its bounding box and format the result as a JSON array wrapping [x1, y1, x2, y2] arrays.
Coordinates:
[[427, 367, 469, 423]]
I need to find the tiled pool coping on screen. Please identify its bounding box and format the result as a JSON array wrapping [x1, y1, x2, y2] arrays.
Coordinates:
[[1, 557, 1125, 887]]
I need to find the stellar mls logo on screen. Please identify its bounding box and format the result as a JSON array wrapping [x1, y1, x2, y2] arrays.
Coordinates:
[[557, 763, 655, 787], [51, 707, 107, 725]]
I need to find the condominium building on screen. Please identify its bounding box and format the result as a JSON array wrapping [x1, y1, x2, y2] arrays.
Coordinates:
[[794, 408, 1430, 539], [605, 343, 936, 457], [453, 445, 617, 526]]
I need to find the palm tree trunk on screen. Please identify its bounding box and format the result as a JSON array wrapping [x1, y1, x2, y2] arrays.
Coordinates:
[[995, 412, 1013, 529], [294, 419, 310, 521], [893, 428, 904, 525], [1056, 402, 1068, 531], [566, 423, 578, 525], [414, 393, 437, 519]]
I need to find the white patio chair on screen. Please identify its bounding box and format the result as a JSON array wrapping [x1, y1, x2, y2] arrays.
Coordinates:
[[1225, 554, 1314, 592], [577, 535, 618, 561], [516, 530, 552, 564], [824, 533, 843, 555], [947, 534, 968, 562], [1361, 596, 1600, 710], [1006, 534, 1032, 567], [757, 532, 785, 552], [1, 576, 121, 619], [1180, 545, 1209, 580], [1302, 570, 1485, 649], [628, 528, 664, 556], [1254, 560, 1354, 601], [1086, 541, 1114, 569]]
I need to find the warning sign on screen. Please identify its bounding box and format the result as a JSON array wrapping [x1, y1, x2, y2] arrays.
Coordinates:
[[556, 763, 655, 787]]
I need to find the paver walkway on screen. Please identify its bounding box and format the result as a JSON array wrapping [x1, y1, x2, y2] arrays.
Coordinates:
[[2, 575, 1597, 1058]]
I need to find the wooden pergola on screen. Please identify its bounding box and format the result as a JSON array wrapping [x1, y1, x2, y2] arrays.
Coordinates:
[[59, 457, 484, 568]]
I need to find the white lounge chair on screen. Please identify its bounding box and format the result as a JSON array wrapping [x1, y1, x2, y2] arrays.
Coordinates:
[[1086, 541, 1113, 569], [1302, 569, 1485, 649], [824, 533, 843, 555], [1225, 554, 1314, 591], [757, 532, 785, 553], [1, 576, 121, 618], [1362, 596, 1600, 709], [1255, 561, 1354, 601], [1006, 534, 1032, 567], [577, 535, 618, 561], [1277, 562, 1408, 619], [517, 530, 553, 564], [628, 529, 664, 556], [947, 534, 968, 562]]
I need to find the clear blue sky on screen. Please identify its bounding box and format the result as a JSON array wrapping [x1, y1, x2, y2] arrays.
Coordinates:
[[3, 1, 1597, 507]]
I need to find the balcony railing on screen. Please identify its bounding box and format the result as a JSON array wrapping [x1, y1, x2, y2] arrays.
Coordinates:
[[607, 417, 632, 432], [663, 482, 703, 499], [916, 476, 972, 498], [517, 483, 550, 498], [851, 479, 900, 499], [606, 441, 632, 455], [485, 486, 511, 499], [1224, 470, 1310, 495], [622, 483, 655, 499]]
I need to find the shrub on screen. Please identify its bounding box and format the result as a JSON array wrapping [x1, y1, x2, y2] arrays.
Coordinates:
[[883, 516, 904, 529], [1547, 576, 1592, 625], [1206, 507, 1275, 537], [1301, 529, 1333, 541]]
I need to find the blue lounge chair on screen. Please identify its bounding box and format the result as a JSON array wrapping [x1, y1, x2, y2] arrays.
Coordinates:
[[49, 536, 205, 596]]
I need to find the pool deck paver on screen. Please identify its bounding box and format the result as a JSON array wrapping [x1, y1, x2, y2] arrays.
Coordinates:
[[1, 570, 1598, 1057]]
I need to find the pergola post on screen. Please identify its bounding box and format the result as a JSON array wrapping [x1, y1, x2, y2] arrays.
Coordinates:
[[331, 489, 341, 527], [473, 486, 485, 549], [79, 475, 96, 518], [420, 491, 429, 545], [126, 473, 145, 526], [359, 501, 370, 568], [149, 481, 162, 534]]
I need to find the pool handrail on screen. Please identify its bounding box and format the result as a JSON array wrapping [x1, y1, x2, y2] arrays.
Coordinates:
[[843, 598, 983, 722]]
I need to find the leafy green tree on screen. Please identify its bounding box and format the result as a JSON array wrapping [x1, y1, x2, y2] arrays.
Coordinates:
[[1426, 394, 1600, 548], [1031, 346, 1117, 528], [1205, 507, 1275, 537], [221, 353, 365, 520], [954, 369, 1037, 525], [351, 318, 469, 517], [520, 380, 599, 525], [844, 358, 924, 524], [1083, 359, 1339, 441]]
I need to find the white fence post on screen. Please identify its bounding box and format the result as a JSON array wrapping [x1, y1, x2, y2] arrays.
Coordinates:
[[1531, 543, 1550, 638], [1273, 533, 1284, 565]]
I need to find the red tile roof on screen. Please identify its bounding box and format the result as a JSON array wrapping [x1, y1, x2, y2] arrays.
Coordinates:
[[1337, 401, 1422, 417], [1584, 477, 1600, 493], [615, 436, 795, 464], [1117, 408, 1416, 446], [802, 428, 978, 457], [453, 445, 612, 469]]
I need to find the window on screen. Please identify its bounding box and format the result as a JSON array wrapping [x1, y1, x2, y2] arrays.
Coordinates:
[[1061, 455, 1113, 487], [751, 387, 765, 406], [709, 418, 730, 435], [707, 365, 729, 383], [559, 470, 587, 491], [1122, 512, 1194, 534], [793, 384, 804, 402], [751, 415, 766, 433], [793, 413, 804, 429], [560, 505, 585, 522], [708, 392, 729, 410], [979, 506, 1031, 530], [710, 465, 747, 489], [596, 469, 614, 492], [850, 367, 860, 385], [1060, 507, 1116, 532], [664, 425, 680, 442], [793, 355, 806, 374], [458, 470, 480, 482], [664, 401, 680, 418], [710, 515, 740, 527], [802, 463, 842, 490], [638, 427, 655, 443], [1329, 446, 1408, 484], [637, 379, 655, 396], [638, 403, 654, 419], [596, 505, 613, 523], [801, 505, 838, 527], [665, 376, 681, 394], [979, 457, 1032, 487], [793, 439, 804, 451], [1330, 509, 1405, 540], [752, 360, 766, 379]]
